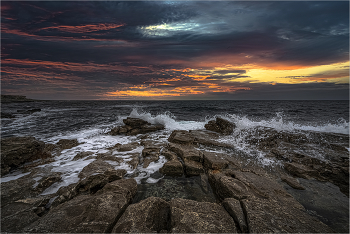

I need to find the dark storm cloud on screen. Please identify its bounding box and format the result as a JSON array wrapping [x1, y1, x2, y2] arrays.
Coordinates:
[[1, 1, 349, 100]]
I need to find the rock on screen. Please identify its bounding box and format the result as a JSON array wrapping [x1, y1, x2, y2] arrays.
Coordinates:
[[170, 198, 237, 233], [241, 196, 334, 233], [168, 130, 195, 145], [209, 172, 251, 200], [123, 117, 148, 127], [24, 179, 137, 233], [205, 117, 235, 135], [284, 162, 317, 179], [96, 152, 123, 162], [280, 174, 305, 190], [1, 95, 35, 103], [203, 152, 229, 170], [73, 151, 94, 161], [140, 124, 165, 134], [34, 173, 62, 192], [167, 143, 203, 162], [116, 142, 140, 152], [78, 160, 115, 179], [183, 159, 204, 176], [75, 169, 126, 195], [1, 136, 52, 176], [161, 148, 178, 160], [160, 160, 183, 176], [223, 198, 248, 233], [56, 139, 80, 150], [142, 146, 161, 168], [1, 202, 40, 233], [190, 130, 235, 149], [112, 197, 170, 233], [109, 118, 164, 136], [124, 153, 140, 170]]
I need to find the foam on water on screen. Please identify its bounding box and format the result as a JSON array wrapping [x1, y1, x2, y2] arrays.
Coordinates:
[[226, 112, 349, 135], [129, 108, 205, 131], [0, 171, 31, 183]]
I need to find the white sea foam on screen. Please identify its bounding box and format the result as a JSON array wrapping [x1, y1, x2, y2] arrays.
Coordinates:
[[128, 108, 205, 131], [0, 171, 31, 183], [224, 112, 349, 135]]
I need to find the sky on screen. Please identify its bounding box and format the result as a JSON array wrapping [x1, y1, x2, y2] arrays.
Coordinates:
[[1, 0, 349, 100]]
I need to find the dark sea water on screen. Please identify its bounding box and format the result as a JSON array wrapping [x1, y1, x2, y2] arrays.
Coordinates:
[[1, 100, 349, 140]]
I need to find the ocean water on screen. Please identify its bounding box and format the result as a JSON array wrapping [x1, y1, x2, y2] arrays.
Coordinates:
[[1, 100, 349, 194]]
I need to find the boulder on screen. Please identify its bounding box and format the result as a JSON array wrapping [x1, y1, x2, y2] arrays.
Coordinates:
[[24, 179, 137, 233], [56, 139, 80, 150], [112, 197, 170, 233], [170, 198, 237, 233], [142, 146, 161, 168], [203, 152, 229, 170], [168, 130, 195, 145], [78, 160, 115, 179], [205, 117, 235, 135], [167, 143, 203, 162], [183, 159, 204, 176], [160, 160, 183, 176], [125, 153, 140, 170], [109, 118, 164, 136], [123, 117, 148, 127], [1, 136, 52, 175]]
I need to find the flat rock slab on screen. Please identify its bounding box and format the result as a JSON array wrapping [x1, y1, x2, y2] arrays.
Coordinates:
[[167, 143, 203, 162], [170, 198, 237, 233], [24, 179, 137, 233], [56, 139, 80, 150], [203, 152, 229, 170], [241, 196, 334, 233], [112, 196, 170, 233], [168, 130, 195, 145]]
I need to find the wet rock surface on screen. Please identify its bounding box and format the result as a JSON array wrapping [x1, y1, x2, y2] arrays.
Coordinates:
[[112, 196, 170, 233], [1, 120, 348, 233], [170, 198, 237, 233], [205, 117, 235, 135], [1, 136, 52, 176], [108, 117, 164, 136]]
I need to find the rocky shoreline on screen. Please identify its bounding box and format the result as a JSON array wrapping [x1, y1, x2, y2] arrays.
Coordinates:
[[1, 117, 349, 233]]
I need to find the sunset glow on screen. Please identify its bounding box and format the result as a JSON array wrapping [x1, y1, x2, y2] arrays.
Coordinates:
[[1, 1, 349, 100]]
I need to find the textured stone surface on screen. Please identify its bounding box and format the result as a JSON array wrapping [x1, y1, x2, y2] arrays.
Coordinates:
[[170, 198, 237, 233], [56, 139, 80, 150], [78, 159, 115, 179], [112, 197, 170, 233], [204, 117, 235, 135], [203, 152, 229, 170], [24, 179, 137, 233], [223, 198, 248, 233], [1, 136, 52, 175], [241, 196, 334, 233], [168, 130, 195, 145], [184, 159, 204, 176], [160, 159, 183, 176]]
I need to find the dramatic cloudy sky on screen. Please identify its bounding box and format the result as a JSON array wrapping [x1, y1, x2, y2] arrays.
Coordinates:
[[1, 1, 349, 100]]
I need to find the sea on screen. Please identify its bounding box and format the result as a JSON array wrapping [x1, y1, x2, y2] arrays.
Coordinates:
[[1, 100, 349, 193]]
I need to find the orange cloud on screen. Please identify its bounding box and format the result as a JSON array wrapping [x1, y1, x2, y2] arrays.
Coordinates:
[[38, 23, 125, 33]]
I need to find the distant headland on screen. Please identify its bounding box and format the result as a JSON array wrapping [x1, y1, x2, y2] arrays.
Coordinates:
[[1, 95, 36, 103]]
